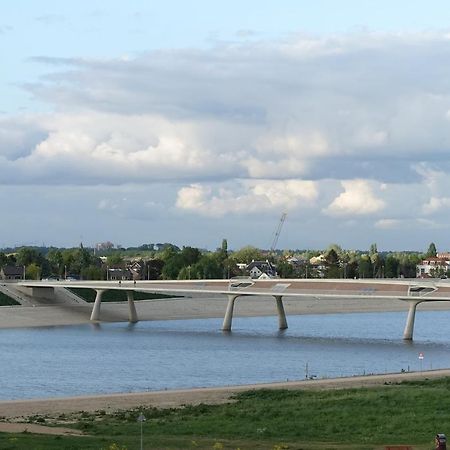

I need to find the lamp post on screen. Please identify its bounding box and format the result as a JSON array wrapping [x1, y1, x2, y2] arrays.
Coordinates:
[[137, 413, 146, 450]]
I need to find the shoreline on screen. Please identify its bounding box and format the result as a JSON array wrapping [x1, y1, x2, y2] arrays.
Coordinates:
[[1, 369, 450, 419]]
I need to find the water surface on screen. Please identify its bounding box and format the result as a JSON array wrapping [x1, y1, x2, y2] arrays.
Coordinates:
[[1, 311, 449, 400]]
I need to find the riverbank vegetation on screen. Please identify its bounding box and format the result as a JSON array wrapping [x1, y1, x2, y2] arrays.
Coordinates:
[[67, 288, 178, 302], [0, 291, 19, 306], [0, 240, 444, 281], [1, 377, 450, 449]]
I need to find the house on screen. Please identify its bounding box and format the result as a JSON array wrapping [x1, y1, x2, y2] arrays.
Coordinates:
[[0, 266, 24, 280], [416, 254, 450, 278], [128, 260, 144, 280], [246, 260, 277, 279], [107, 268, 133, 281], [309, 254, 327, 278]]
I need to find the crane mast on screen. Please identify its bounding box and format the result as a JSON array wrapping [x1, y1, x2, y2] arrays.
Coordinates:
[[270, 212, 287, 253]]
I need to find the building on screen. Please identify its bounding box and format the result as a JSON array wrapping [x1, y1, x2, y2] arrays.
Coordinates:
[[107, 268, 133, 281], [0, 266, 24, 280], [416, 254, 450, 278], [246, 260, 277, 279]]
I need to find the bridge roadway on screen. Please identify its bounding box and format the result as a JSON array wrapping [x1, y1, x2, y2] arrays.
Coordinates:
[[17, 278, 450, 340]]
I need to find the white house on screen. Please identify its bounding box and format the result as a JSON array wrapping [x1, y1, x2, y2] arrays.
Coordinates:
[[416, 254, 450, 278]]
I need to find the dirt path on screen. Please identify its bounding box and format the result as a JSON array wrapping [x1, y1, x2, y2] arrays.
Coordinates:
[[0, 422, 85, 436]]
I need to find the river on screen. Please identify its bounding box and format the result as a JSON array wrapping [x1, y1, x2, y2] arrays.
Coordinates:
[[1, 310, 449, 400]]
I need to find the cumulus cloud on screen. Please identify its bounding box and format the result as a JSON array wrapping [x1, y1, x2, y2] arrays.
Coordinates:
[[176, 180, 318, 216], [423, 196, 450, 214], [3, 31, 450, 241], [324, 179, 385, 216], [0, 32, 446, 187]]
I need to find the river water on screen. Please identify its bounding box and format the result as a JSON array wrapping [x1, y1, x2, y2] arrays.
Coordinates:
[[1, 311, 450, 400]]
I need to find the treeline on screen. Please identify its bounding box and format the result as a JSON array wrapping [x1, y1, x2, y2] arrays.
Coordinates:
[[0, 241, 443, 280]]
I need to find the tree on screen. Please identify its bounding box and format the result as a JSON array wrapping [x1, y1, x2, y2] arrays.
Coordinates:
[[190, 254, 222, 279], [0, 252, 7, 267], [180, 247, 201, 266], [16, 247, 42, 267], [161, 254, 184, 279], [370, 252, 384, 278], [369, 243, 378, 256], [358, 255, 372, 279], [384, 255, 400, 278], [426, 242, 437, 258], [230, 246, 264, 264], [325, 248, 340, 278], [107, 254, 124, 267], [146, 259, 165, 280], [26, 263, 40, 280], [80, 265, 103, 280], [47, 248, 63, 274], [277, 260, 295, 278]]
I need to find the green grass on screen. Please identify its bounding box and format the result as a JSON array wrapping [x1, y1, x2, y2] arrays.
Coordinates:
[[2, 378, 450, 449], [0, 291, 20, 306], [66, 288, 179, 303]]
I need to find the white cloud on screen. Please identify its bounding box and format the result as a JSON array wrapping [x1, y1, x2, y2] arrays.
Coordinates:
[[4, 31, 450, 247], [324, 179, 385, 217], [2, 31, 450, 188], [374, 219, 401, 229], [176, 180, 318, 216], [423, 196, 450, 214]]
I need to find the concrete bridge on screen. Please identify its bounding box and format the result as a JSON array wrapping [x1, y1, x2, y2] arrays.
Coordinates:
[[17, 278, 450, 340]]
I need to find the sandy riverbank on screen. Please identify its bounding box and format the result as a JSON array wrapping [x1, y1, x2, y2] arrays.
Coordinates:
[[1, 369, 450, 420]]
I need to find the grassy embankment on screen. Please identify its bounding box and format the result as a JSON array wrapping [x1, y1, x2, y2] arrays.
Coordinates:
[[0, 291, 19, 306], [2, 378, 450, 449], [67, 288, 178, 302]]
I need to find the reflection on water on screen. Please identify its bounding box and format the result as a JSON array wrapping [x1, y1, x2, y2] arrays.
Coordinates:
[[1, 310, 450, 400]]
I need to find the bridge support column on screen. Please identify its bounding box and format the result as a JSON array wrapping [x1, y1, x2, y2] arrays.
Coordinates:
[[90, 289, 106, 321], [274, 295, 288, 330], [222, 295, 239, 331], [403, 300, 422, 340], [126, 291, 138, 323]]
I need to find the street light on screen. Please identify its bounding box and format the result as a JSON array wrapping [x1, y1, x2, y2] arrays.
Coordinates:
[[137, 412, 146, 450]]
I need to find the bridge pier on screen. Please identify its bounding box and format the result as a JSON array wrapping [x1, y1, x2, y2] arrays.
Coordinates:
[[222, 294, 239, 331], [403, 299, 423, 340], [274, 295, 288, 330], [90, 289, 106, 321], [126, 291, 138, 323]]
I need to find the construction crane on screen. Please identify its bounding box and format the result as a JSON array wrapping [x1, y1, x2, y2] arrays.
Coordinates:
[[270, 212, 287, 253]]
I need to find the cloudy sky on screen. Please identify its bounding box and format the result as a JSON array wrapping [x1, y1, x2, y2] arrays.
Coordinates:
[[2, 1, 450, 251]]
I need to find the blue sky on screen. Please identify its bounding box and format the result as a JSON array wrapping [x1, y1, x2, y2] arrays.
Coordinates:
[[2, 1, 450, 251]]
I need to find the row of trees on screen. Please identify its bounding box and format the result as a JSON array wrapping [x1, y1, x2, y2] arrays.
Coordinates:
[[0, 241, 444, 280]]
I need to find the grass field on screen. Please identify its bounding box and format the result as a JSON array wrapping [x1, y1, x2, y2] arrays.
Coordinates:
[[0, 291, 20, 306], [66, 288, 179, 303], [2, 378, 450, 449]]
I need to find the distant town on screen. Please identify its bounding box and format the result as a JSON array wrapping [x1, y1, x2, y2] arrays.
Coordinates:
[[0, 240, 448, 281]]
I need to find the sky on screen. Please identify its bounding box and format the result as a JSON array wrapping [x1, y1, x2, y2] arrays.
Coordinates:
[[2, 1, 450, 251]]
